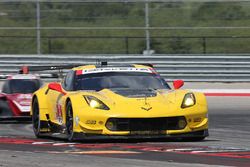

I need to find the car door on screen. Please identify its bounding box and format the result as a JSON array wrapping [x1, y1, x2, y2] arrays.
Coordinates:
[[47, 70, 75, 125]]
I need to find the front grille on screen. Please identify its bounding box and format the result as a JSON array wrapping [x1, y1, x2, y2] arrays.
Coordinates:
[[106, 116, 186, 131]]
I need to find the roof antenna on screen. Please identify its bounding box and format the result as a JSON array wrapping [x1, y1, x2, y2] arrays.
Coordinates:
[[96, 59, 100, 66]]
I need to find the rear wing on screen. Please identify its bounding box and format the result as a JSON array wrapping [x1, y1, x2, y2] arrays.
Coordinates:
[[0, 64, 83, 80], [19, 64, 84, 79], [19, 64, 84, 74]]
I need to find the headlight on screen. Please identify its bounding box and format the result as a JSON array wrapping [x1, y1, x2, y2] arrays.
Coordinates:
[[181, 93, 196, 108], [84, 95, 110, 110]]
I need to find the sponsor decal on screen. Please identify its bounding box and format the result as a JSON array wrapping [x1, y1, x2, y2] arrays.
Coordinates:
[[11, 94, 32, 112], [17, 94, 32, 99], [86, 120, 96, 125], [55, 94, 64, 125], [56, 103, 63, 124], [13, 101, 31, 112], [76, 67, 152, 75]]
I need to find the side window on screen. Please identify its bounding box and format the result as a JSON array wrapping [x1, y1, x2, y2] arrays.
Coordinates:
[[62, 71, 75, 91], [2, 81, 10, 94]]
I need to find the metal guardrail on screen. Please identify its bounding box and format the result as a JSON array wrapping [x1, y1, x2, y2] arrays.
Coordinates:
[[1, 54, 250, 82]]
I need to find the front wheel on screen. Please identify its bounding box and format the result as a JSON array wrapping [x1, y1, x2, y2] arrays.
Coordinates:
[[66, 101, 75, 141], [32, 98, 42, 138]]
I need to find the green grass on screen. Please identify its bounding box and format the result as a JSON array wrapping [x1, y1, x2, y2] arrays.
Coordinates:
[[0, 1, 250, 54]]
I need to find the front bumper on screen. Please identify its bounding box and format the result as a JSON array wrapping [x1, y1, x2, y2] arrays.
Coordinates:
[[71, 129, 209, 140]]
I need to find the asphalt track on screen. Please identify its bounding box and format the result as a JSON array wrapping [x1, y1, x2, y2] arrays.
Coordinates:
[[0, 83, 250, 167]]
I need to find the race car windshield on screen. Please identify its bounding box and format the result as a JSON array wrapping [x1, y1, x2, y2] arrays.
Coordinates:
[[75, 72, 170, 91], [9, 79, 41, 94]]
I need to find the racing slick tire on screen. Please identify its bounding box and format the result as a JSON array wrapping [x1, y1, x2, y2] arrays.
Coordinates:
[[32, 98, 43, 138], [66, 101, 75, 141]]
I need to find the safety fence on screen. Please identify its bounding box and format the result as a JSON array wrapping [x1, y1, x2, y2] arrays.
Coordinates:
[[2, 35, 250, 54], [1, 54, 250, 82]]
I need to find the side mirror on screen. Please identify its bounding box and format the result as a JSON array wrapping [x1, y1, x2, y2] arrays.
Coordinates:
[[48, 82, 66, 95], [173, 80, 184, 89]]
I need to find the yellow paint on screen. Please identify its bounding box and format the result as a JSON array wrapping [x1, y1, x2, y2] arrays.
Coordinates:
[[32, 64, 208, 137]]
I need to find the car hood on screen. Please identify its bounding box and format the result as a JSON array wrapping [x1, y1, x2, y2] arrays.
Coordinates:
[[110, 89, 158, 98], [79, 88, 192, 116]]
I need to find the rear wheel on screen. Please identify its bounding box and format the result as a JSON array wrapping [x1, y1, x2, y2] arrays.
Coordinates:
[[66, 101, 75, 141], [32, 98, 42, 138]]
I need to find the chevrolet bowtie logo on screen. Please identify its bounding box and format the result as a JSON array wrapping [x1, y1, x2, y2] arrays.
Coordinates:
[[141, 106, 152, 111], [141, 97, 152, 111]]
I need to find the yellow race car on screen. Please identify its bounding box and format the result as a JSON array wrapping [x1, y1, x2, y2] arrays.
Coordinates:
[[31, 63, 208, 141]]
